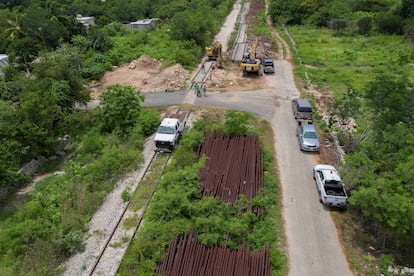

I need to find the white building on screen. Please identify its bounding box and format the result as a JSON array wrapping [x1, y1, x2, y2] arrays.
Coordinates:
[[128, 18, 161, 30], [76, 14, 95, 29], [0, 54, 9, 77]]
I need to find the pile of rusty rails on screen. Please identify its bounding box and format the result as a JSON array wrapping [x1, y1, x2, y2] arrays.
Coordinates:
[[156, 232, 271, 276], [197, 132, 263, 213]]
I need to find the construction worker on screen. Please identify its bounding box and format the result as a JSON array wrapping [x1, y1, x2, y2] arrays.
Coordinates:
[[202, 83, 207, 96], [201, 62, 206, 73], [196, 85, 201, 97], [192, 82, 199, 95]]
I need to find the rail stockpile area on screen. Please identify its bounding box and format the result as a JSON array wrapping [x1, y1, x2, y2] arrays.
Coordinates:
[[155, 132, 270, 275], [197, 132, 263, 207], [156, 232, 271, 276]]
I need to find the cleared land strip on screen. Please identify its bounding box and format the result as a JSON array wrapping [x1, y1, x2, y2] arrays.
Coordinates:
[[90, 153, 170, 275]]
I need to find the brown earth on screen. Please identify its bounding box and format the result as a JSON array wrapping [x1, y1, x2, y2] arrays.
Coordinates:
[[89, 0, 276, 97], [90, 54, 271, 97], [89, 55, 191, 99]]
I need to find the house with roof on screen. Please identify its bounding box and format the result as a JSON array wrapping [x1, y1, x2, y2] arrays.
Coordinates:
[[76, 14, 95, 30], [0, 54, 9, 78], [127, 18, 161, 30]]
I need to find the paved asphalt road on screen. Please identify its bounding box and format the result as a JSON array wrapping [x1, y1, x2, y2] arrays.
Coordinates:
[[142, 59, 352, 276]]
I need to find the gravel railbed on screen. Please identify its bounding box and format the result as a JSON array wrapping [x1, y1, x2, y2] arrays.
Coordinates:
[[61, 138, 155, 276]]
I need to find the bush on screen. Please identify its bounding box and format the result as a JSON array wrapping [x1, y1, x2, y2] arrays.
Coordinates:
[[137, 109, 161, 136], [93, 85, 144, 137], [375, 14, 404, 35], [81, 53, 112, 80], [121, 189, 131, 202], [357, 17, 372, 35], [224, 110, 254, 136]]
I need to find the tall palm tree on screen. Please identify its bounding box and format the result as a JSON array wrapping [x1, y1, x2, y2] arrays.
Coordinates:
[[4, 12, 26, 41]]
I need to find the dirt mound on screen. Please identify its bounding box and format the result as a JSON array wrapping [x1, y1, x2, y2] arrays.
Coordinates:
[[205, 62, 268, 91], [90, 55, 190, 99]]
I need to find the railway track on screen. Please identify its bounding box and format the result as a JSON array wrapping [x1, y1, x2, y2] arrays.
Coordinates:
[[89, 152, 171, 275]]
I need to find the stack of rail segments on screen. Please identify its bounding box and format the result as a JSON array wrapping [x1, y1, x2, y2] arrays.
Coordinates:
[[197, 132, 263, 215], [156, 132, 270, 275], [156, 232, 271, 276]]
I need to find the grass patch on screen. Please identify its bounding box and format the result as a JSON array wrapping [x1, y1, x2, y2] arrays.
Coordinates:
[[286, 25, 414, 98], [129, 154, 169, 212], [122, 213, 139, 230], [110, 236, 130, 248]]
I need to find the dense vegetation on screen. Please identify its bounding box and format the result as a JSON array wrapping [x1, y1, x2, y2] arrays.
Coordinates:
[[0, 0, 234, 196], [0, 84, 161, 274], [269, 0, 414, 38], [0, 0, 239, 274], [268, 0, 414, 268], [118, 111, 285, 275]]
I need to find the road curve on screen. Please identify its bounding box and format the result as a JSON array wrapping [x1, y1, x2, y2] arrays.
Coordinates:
[[145, 1, 352, 275], [143, 66, 352, 276]]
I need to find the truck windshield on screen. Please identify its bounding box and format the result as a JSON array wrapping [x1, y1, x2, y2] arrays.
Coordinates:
[[158, 126, 175, 134]]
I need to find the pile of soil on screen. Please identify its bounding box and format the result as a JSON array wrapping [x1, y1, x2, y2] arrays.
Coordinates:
[[205, 62, 268, 91], [90, 55, 190, 98]]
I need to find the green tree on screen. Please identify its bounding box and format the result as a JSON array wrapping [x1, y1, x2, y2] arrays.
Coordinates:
[[224, 110, 253, 136], [4, 12, 26, 41], [357, 16, 372, 35], [7, 36, 39, 73], [31, 47, 90, 109], [170, 9, 212, 46], [269, 0, 302, 24], [401, 0, 414, 19], [21, 7, 67, 50], [375, 14, 404, 34], [94, 84, 144, 136], [320, 1, 352, 30], [88, 26, 113, 52], [365, 67, 414, 129]]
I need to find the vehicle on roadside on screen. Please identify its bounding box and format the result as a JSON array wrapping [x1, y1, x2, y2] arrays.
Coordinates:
[[292, 98, 313, 124], [262, 59, 274, 74], [296, 124, 320, 152], [154, 110, 189, 152], [313, 164, 348, 209]]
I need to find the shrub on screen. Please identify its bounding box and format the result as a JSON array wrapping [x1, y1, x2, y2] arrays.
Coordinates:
[[375, 14, 404, 35], [137, 109, 161, 136], [121, 189, 131, 202], [358, 16, 372, 35]]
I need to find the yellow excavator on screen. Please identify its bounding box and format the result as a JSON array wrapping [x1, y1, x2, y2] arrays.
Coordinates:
[[205, 41, 223, 68], [240, 38, 262, 76]]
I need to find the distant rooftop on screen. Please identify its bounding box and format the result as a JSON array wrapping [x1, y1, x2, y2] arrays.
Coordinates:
[[128, 18, 161, 29], [76, 14, 95, 28], [0, 54, 9, 77]]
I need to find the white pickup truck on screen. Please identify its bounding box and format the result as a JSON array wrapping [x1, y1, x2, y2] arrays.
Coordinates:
[[154, 110, 189, 152], [313, 164, 348, 209]]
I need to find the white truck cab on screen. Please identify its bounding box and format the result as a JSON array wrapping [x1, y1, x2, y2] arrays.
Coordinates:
[[154, 111, 189, 152]]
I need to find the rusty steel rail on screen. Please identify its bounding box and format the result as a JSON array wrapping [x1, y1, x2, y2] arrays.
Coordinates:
[[197, 132, 263, 212], [89, 152, 170, 275], [156, 232, 271, 275]]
